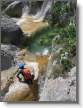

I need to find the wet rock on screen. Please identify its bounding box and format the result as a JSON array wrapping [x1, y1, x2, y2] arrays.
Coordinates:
[[1, 14, 24, 45], [4, 1, 25, 17]]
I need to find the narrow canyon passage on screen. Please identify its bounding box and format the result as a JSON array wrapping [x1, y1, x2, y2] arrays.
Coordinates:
[[1, 0, 76, 102]]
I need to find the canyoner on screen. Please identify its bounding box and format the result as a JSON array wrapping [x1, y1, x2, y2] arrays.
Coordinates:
[[17, 63, 34, 84]]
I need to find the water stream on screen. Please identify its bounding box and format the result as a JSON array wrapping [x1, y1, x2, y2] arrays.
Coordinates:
[[33, 0, 53, 22]]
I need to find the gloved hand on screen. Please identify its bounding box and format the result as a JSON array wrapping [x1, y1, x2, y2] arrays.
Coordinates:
[[19, 74, 24, 81]]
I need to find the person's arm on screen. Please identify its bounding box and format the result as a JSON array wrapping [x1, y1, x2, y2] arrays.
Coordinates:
[[16, 69, 22, 79]]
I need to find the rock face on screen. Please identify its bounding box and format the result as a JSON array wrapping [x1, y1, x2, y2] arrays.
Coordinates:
[[29, 1, 43, 15], [1, 46, 13, 71], [1, 67, 18, 100], [1, 44, 19, 71], [33, 0, 53, 22], [1, 14, 24, 45], [39, 34, 76, 102], [4, 1, 25, 17], [1, 50, 14, 71], [39, 67, 76, 102]]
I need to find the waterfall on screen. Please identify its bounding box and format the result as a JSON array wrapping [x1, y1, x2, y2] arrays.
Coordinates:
[[33, 0, 53, 22], [22, 5, 29, 18], [16, 4, 29, 25], [39, 77, 49, 101]]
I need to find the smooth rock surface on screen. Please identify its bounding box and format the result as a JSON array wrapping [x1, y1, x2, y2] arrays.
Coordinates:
[[39, 67, 76, 102]]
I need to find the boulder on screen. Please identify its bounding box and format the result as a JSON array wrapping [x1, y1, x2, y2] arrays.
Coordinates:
[[4, 81, 31, 102], [1, 48, 14, 71], [39, 67, 76, 102], [1, 14, 24, 45], [4, 1, 25, 17]]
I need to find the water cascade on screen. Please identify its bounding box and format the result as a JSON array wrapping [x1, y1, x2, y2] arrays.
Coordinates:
[[33, 0, 53, 22]]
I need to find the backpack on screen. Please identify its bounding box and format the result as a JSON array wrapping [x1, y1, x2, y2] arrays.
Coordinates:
[[22, 68, 32, 80]]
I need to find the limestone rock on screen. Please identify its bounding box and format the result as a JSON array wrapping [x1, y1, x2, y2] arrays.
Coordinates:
[[39, 67, 76, 102]]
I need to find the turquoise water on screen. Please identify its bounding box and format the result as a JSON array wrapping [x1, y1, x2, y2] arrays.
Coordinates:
[[28, 43, 51, 54], [27, 26, 56, 54]]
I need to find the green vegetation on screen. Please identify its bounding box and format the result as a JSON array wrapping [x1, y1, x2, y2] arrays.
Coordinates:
[[29, 22, 76, 54], [29, 26, 58, 52], [47, 1, 76, 27], [28, 1, 76, 55]]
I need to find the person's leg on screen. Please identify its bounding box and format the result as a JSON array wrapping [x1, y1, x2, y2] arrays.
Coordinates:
[[31, 74, 34, 80], [24, 80, 29, 84], [26, 80, 33, 84], [28, 80, 33, 84], [24, 80, 32, 84]]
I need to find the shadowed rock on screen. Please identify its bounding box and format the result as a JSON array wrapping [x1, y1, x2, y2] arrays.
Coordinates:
[[1, 14, 24, 45], [4, 1, 25, 17]]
